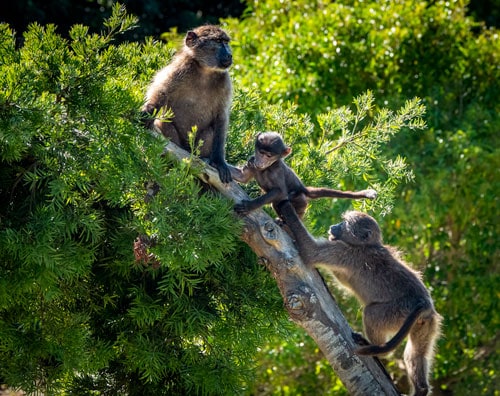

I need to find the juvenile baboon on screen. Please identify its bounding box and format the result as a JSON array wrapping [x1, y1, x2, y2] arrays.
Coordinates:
[[278, 200, 442, 396], [142, 25, 233, 183], [230, 132, 377, 218]]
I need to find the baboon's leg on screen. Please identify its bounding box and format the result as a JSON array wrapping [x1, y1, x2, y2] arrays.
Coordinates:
[[403, 315, 439, 396], [290, 193, 308, 219], [363, 302, 406, 346]]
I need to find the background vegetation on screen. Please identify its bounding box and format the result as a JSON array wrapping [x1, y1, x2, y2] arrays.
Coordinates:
[[0, 0, 498, 395]]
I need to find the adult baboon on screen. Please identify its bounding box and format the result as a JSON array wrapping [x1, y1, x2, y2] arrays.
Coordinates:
[[231, 132, 377, 218], [278, 200, 442, 396], [142, 25, 233, 183]]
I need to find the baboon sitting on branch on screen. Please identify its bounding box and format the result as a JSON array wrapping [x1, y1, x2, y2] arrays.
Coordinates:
[[142, 25, 233, 183], [231, 132, 376, 218]]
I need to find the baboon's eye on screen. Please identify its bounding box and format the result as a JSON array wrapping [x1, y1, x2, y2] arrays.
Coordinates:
[[361, 230, 372, 241]]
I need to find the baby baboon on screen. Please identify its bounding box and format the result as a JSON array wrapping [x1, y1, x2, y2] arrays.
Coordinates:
[[142, 25, 233, 183], [278, 200, 442, 396], [230, 132, 377, 218]]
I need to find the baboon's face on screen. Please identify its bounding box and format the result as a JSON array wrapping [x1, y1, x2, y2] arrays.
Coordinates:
[[187, 26, 232, 71], [252, 132, 290, 170], [199, 36, 232, 69], [328, 222, 344, 242], [253, 148, 280, 170], [329, 211, 382, 246]]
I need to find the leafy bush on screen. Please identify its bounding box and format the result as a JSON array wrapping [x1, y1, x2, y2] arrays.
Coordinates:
[[0, 5, 285, 394]]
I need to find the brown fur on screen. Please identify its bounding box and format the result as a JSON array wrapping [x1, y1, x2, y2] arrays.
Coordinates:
[[278, 201, 442, 396], [142, 25, 233, 182], [230, 132, 377, 218]]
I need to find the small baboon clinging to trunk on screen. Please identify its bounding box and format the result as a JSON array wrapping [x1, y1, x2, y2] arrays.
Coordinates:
[[142, 25, 233, 183], [278, 200, 442, 396], [230, 132, 377, 218]]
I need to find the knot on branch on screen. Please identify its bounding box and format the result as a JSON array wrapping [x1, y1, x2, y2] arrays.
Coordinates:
[[285, 285, 318, 320], [262, 219, 278, 239], [260, 220, 288, 250], [258, 254, 298, 277], [199, 171, 211, 184]]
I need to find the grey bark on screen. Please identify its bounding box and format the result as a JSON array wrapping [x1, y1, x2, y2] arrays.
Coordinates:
[[163, 142, 400, 396]]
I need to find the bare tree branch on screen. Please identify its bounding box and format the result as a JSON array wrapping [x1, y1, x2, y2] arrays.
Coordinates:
[[164, 142, 400, 395]]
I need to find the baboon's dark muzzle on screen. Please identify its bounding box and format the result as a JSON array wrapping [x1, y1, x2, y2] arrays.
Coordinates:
[[220, 55, 232, 68]]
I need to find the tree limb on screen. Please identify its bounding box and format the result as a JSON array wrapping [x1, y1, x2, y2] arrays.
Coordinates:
[[164, 142, 400, 395]]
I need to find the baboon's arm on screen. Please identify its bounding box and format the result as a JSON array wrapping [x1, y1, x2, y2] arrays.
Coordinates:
[[278, 200, 319, 249], [235, 188, 287, 214], [210, 115, 227, 164], [209, 114, 231, 183], [278, 200, 346, 267]]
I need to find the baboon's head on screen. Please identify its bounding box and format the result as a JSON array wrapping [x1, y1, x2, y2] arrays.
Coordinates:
[[185, 25, 232, 71], [329, 211, 382, 246], [252, 132, 291, 170]]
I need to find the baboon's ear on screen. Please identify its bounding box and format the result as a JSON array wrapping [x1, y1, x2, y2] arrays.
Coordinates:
[[185, 31, 198, 47], [282, 146, 292, 158], [255, 132, 263, 147]]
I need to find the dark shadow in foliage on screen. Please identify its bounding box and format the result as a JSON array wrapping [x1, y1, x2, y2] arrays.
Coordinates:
[[0, 0, 246, 45]]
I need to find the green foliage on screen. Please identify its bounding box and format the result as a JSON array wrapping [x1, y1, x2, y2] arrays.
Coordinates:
[[250, 330, 348, 396], [0, 6, 285, 395], [313, 92, 425, 216], [228, 0, 494, 112], [228, 86, 426, 232]]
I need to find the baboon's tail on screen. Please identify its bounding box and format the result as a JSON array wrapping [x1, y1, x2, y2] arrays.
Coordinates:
[[355, 302, 428, 356], [305, 186, 367, 199]]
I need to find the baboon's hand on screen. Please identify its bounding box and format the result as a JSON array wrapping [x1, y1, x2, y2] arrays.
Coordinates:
[[234, 200, 253, 215], [363, 189, 378, 199], [213, 161, 232, 183]]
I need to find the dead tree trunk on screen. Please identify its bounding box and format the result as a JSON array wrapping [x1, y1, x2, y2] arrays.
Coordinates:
[[164, 142, 400, 396]]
